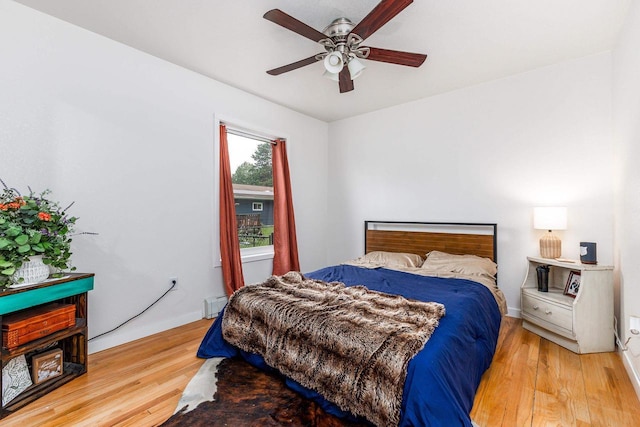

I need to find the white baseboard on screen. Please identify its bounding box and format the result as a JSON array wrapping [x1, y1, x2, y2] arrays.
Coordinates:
[[621, 347, 640, 402], [507, 307, 521, 318], [87, 310, 203, 354]]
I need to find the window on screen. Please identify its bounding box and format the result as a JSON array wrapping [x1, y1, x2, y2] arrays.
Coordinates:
[[227, 130, 274, 250]]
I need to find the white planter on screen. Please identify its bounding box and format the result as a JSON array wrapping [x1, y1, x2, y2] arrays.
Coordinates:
[[12, 255, 50, 285]]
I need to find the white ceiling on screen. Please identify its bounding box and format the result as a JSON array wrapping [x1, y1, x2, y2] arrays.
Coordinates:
[[14, 0, 630, 122]]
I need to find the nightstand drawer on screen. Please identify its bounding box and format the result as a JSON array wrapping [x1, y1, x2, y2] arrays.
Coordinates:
[[522, 293, 573, 332]]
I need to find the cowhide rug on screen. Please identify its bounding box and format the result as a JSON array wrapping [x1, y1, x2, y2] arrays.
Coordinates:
[[160, 356, 372, 427]]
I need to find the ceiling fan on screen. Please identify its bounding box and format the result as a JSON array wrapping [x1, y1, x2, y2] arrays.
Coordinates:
[[263, 0, 427, 93]]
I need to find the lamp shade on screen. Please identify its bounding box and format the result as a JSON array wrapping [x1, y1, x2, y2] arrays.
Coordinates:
[[533, 207, 567, 231], [347, 57, 366, 79], [323, 51, 344, 73], [323, 70, 339, 81]]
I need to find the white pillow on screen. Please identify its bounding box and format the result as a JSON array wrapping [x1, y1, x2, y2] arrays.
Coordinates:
[[357, 251, 424, 268], [421, 250, 497, 278]]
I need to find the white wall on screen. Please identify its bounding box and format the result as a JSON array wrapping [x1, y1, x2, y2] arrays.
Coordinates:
[[327, 53, 614, 317], [613, 0, 640, 398], [0, 1, 329, 353]]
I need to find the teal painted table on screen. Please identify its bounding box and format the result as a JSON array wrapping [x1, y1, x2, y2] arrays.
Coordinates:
[[0, 273, 94, 418]]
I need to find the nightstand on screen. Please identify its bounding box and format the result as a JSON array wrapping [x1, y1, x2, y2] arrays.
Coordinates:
[[521, 256, 614, 353]]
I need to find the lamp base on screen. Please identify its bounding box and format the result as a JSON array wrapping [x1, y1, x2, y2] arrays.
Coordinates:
[[540, 232, 561, 259]]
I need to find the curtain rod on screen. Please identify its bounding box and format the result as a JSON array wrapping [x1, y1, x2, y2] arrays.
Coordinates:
[[223, 124, 281, 145]]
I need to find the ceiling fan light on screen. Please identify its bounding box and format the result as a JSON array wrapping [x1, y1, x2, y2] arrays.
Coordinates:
[[323, 70, 340, 82], [347, 57, 366, 80], [323, 51, 344, 73]]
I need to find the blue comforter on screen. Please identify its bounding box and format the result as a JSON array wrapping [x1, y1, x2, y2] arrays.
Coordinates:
[[197, 265, 502, 426]]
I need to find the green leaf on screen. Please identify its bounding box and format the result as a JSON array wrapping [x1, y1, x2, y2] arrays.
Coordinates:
[[0, 260, 12, 268], [30, 233, 42, 244], [32, 244, 45, 252], [14, 234, 29, 245], [0, 238, 10, 249], [1, 267, 15, 275], [17, 244, 31, 253], [5, 226, 21, 237]]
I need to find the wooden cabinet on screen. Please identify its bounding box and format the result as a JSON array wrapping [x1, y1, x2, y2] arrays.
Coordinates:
[[0, 273, 94, 418], [521, 257, 613, 354]]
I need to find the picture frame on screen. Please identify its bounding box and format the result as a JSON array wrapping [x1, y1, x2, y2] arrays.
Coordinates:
[[564, 270, 581, 298], [31, 348, 63, 385], [2, 354, 33, 406]]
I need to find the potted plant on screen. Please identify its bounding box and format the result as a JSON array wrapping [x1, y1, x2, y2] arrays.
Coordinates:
[[0, 181, 78, 288]]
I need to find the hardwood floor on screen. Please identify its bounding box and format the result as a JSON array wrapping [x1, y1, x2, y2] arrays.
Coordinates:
[[471, 317, 640, 426], [3, 317, 640, 426], [2, 319, 214, 427]]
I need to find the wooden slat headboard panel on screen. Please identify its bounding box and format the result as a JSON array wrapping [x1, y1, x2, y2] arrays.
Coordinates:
[[365, 221, 497, 262]]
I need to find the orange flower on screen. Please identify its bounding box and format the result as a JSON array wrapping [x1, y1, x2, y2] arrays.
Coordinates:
[[0, 204, 7, 211], [38, 212, 51, 221]]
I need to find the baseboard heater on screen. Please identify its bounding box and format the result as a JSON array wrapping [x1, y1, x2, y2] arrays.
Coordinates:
[[203, 296, 228, 319]]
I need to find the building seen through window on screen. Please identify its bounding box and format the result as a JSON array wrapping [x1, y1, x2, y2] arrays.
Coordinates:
[[227, 132, 274, 249]]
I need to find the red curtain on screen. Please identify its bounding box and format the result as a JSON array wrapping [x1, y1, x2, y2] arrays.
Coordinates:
[[272, 139, 300, 275], [219, 124, 245, 296]]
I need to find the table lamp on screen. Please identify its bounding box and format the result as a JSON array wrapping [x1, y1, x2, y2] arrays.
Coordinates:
[[533, 207, 567, 259]]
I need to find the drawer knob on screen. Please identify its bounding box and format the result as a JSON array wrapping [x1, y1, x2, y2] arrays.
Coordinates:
[[533, 305, 539, 310], [545, 309, 552, 315]]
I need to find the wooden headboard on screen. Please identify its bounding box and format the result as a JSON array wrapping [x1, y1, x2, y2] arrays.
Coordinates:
[[364, 221, 497, 263]]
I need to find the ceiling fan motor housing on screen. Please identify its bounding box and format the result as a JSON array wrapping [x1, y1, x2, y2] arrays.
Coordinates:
[[319, 17, 368, 64], [323, 18, 355, 38]]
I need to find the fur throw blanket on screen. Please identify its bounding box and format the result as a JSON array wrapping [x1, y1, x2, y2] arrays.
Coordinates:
[[222, 271, 445, 427]]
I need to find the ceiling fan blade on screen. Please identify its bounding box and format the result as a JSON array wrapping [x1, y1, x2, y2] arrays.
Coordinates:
[[338, 68, 354, 93], [266, 55, 321, 76], [351, 0, 413, 41], [264, 9, 327, 42], [365, 47, 427, 67]]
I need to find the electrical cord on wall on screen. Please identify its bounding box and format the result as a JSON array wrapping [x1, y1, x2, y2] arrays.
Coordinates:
[[89, 280, 177, 342], [614, 316, 628, 351]]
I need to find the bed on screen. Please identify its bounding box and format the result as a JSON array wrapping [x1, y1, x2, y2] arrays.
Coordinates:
[[197, 221, 506, 426]]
